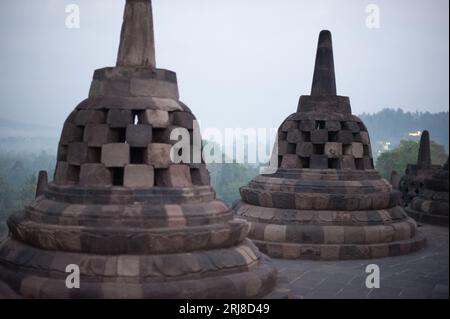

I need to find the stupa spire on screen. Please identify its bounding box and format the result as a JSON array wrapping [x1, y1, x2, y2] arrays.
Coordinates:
[[116, 0, 156, 67], [417, 130, 432, 168], [311, 30, 337, 96]]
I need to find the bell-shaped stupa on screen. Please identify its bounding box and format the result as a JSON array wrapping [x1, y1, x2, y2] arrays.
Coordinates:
[[399, 131, 442, 206], [0, 0, 285, 298], [234, 31, 426, 260], [406, 159, 449, 226]]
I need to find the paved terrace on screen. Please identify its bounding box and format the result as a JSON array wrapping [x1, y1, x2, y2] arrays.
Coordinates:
[[274, 224, 449, 299], [0, 222, 448, 299]]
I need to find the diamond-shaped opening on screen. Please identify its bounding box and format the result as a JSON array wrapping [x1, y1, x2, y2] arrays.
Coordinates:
[[355, 158, 365, 170], [352, 133, 361, 142], [278, 155, 283, 168], [300, 157, 310, 168], [68, 165, 80, 184], [328, 131, 338, 142], [57, 145, 68, 161], [317, 121, 326, 129], [313, 144, 325, 155], [111, 167, 124, 186], [301, 131, 311, 142], [343, 144, 352, 155], [132, 111, 143, 125], [357, 122, 366, 131], [328, 158, 340, 169], [278, 131, 287, 141], [111, 128, 127, 143], [363, 145, 371, 156], [87, 147, 101, 163], [131, 147, 145, 164], [340, 122, 349, 130]]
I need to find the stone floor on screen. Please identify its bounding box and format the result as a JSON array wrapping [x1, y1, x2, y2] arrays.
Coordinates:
[[0, 222, 448, 299], [274, 224, 449, 299]]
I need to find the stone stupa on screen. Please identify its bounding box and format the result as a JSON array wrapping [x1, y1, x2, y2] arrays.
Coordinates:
[[406, 159, 449, 226], [398, 131, 442, 206], [234, 31, 426, 260], [0, 0, 285, 298]]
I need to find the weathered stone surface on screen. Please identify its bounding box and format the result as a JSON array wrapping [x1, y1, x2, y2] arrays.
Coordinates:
[[60, 123, 84, 145], [157, 165, 192, 187], [67, 142, 88, 165], [139, 109, 170, 128], [311, 130, 328, 144], [74, 110, 106, 126], [324, 142, 342, 158], [124, 164, 154, 188], [54, 162, 79, 185], [296, 142, 313, 157], [145, 143, 172, 168], [79, 164, 113, 187], [101, 143, 130, 167], [107, 109, 133, 128], [126, 124, 152, 147], [171, 112, 195, 130], [84, 124, 120, 147]]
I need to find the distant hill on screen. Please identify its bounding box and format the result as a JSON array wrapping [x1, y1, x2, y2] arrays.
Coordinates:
[[359, 109, 449, 158]]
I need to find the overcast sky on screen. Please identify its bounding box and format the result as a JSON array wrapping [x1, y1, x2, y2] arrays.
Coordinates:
[[0, 0, 448, 132]]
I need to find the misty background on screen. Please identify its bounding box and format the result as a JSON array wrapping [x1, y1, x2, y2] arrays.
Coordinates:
[[0, 1, 449, 232]]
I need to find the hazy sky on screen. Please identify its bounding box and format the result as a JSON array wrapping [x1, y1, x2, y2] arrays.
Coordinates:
[[0, 0, 448, 132]]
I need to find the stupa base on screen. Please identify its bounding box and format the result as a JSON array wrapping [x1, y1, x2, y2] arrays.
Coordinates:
[[405, 207, 449, 227], [0, 238, 287, 299], [251, 232, 426, 260]]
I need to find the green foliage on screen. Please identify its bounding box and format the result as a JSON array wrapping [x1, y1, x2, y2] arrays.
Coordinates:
[[208, 163, 260, 206], [376, 140, 448, 180], [0, 151, 55, 235]]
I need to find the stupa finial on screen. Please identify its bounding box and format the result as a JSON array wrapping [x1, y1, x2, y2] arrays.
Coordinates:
[[311, 30, 337, 96], [417, 130, 432, 168], [117, 0, 156, 67]]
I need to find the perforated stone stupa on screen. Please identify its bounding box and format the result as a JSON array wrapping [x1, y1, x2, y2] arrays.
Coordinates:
[[234, 31, 426, 260], [0, 0, 285, 298], [406, 159, 449, 227], [399, 131, 442, 206]]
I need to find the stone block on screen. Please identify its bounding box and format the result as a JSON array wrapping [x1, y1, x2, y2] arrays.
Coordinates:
[[299, 120, 316, 131], [107, 110, 133, 128], [363, 156, 373, 169], [67, 142, 88, 165], [130, 78, 179, 99], [281, 121, 298, 132], [324, 142, 342, 158], [54, 162, 79, 185], [311, 129, 328, 144], [337, 130, 353, 144], [79, 164, 113, 187], [171, 112, 195, 130], [310, 155, 328, 169], [101, 143, 130, 167], [281, 154, 301, 169], [126, 125, 153, 147], [278, 141, 296, 155], [74, 110, 106, 126], [139, 109, 170, 128], [60, 123, 84, 145], [156, 165, 192, 188], [325, 120, 341, 131], [346, 121, 360, 133], [124, 165, 154, 188], [286, 129, 303, 144], [191, 166, 210, 186], [83, 124, 120, 147], [351, 143, 364, 158], [145, 143, 173, 168], [360, 131, 370, 144], [296, 142, 313, 157], [340, 155, 356, 170]]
